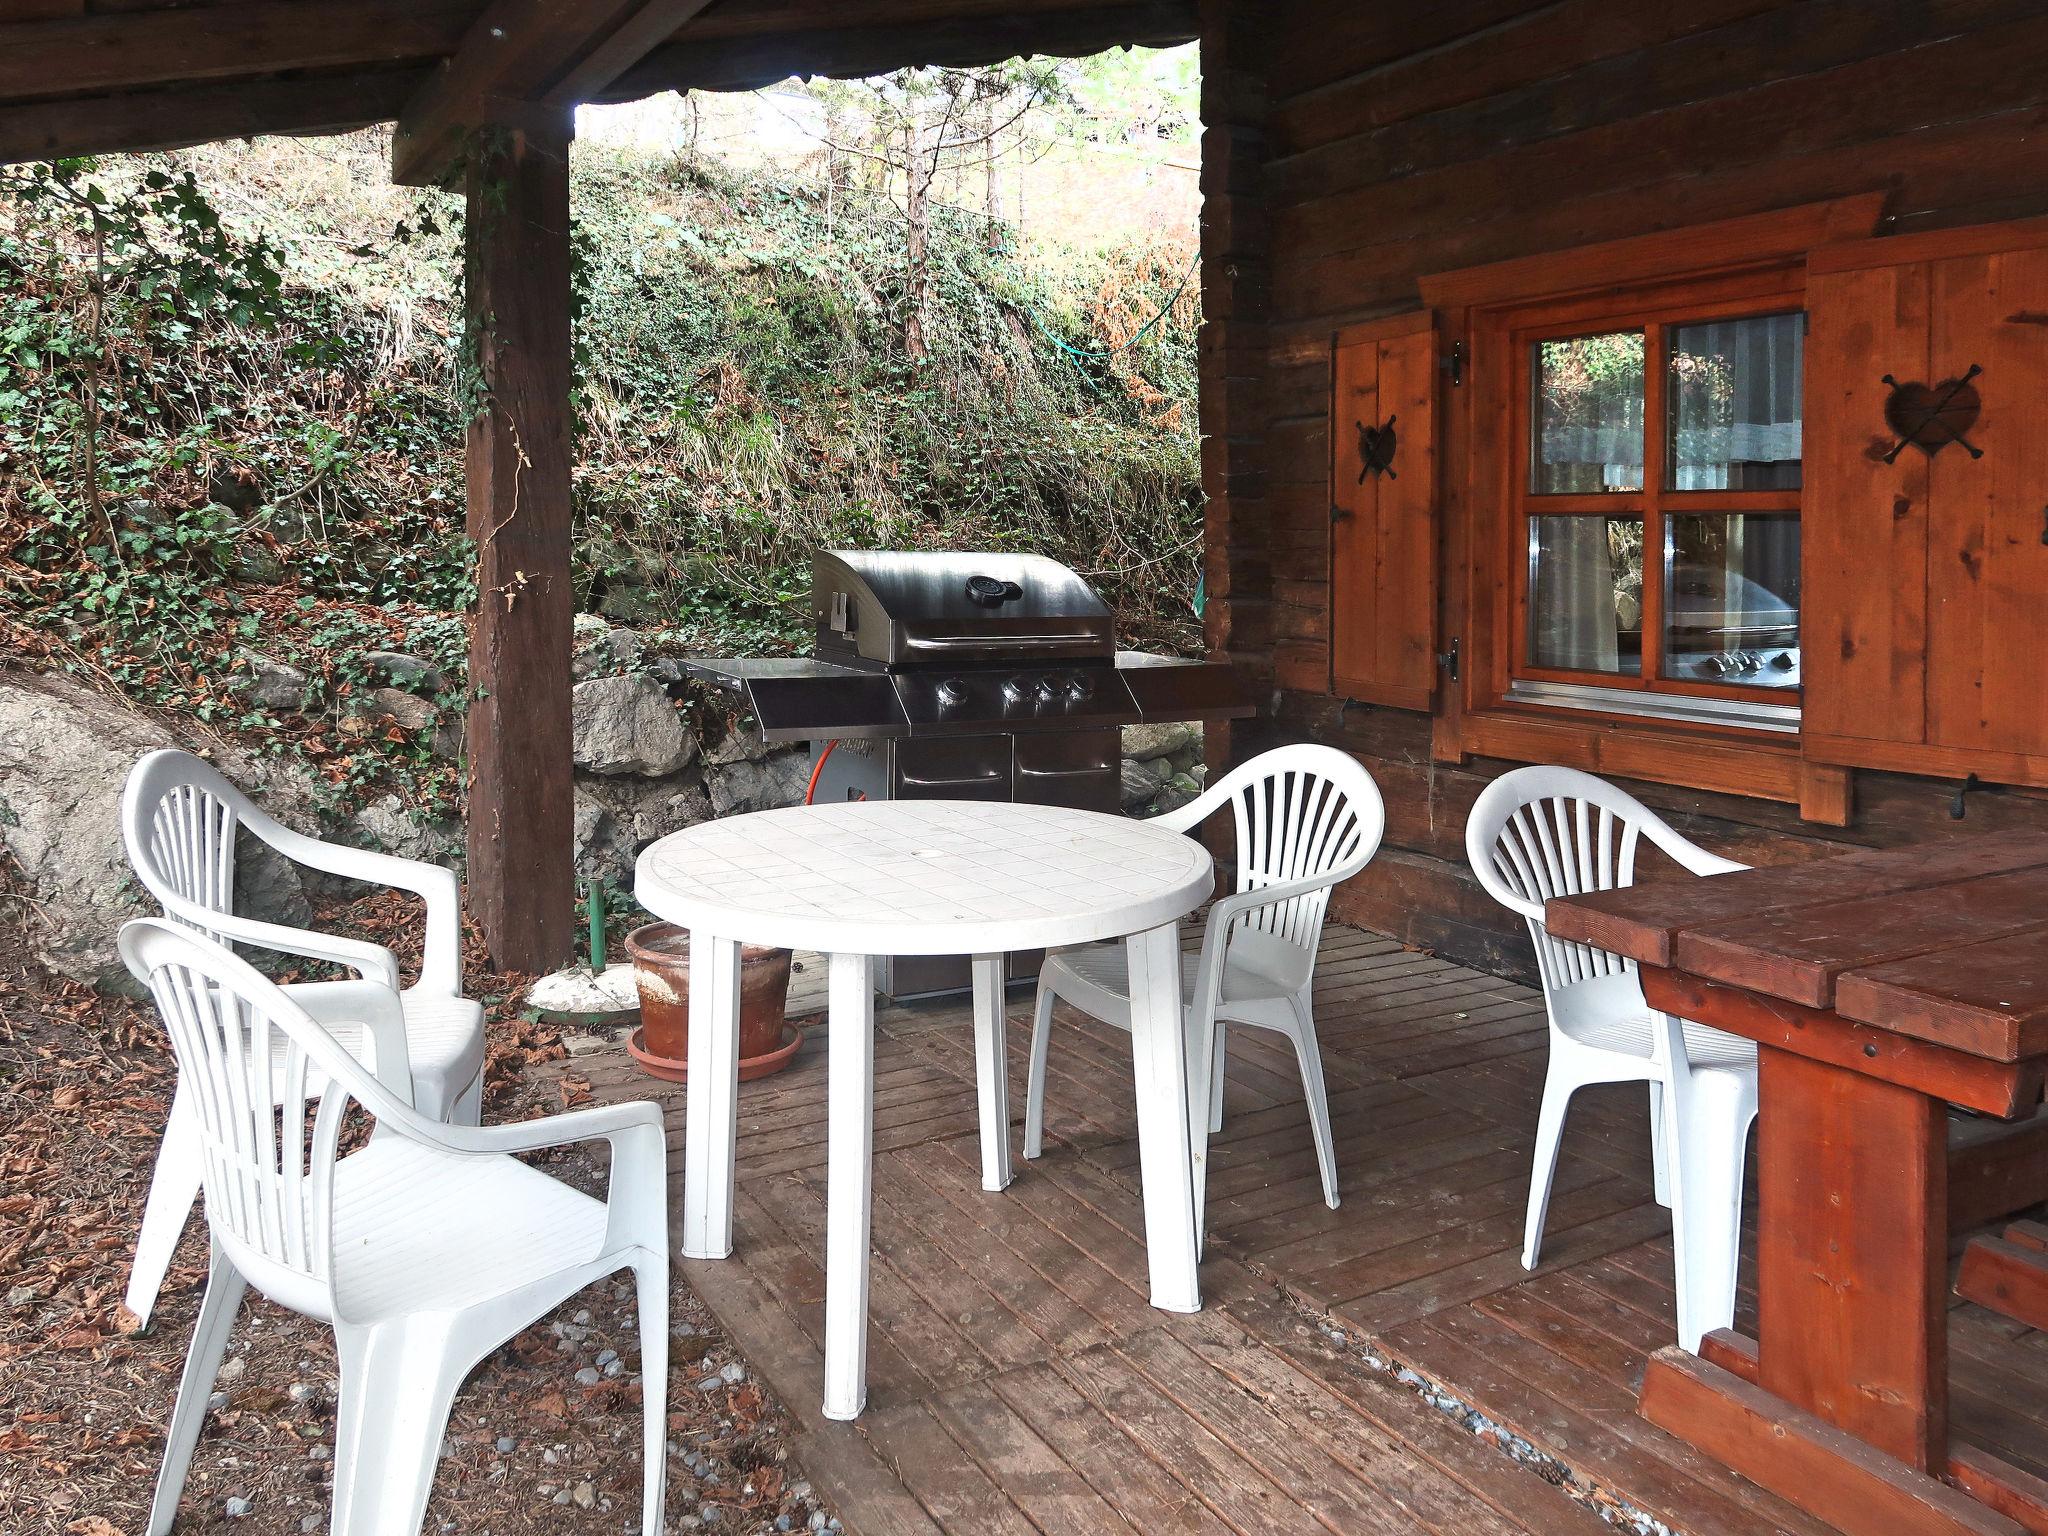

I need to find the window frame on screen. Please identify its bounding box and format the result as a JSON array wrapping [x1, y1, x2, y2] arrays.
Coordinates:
[[1505, 281, 1807, 721], [1417, 196, 1894, 823]]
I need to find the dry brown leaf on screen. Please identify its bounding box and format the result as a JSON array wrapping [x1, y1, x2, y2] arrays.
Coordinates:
[[50, 1084, 86, 1109]]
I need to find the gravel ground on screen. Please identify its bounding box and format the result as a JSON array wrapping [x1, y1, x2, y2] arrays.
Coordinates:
[[0, 882, 836, 1536]]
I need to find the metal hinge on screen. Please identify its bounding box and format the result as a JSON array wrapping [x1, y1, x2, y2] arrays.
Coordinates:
[[1438, 637, 1460, 680], [1441, 340, 1466, 387], [1330, 502, 1351, 525]]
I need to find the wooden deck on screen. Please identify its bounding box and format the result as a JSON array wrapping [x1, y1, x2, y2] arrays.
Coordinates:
[[582, 927, 2048, 1536]]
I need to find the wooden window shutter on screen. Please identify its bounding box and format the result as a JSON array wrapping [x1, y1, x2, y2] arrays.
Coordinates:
[[1330, 310, 1439, 710], [1804, 220, 2048, 784]]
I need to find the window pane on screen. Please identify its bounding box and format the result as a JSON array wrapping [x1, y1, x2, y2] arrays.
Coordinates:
[[1668, 313, 1803, 489], [1664, 513, 1800, 688], [1528, 515, 1644, 675], [1531, 332, 1644, 493]]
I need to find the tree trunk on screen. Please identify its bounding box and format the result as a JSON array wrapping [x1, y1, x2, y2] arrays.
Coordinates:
[[902, 117, 933, 363]]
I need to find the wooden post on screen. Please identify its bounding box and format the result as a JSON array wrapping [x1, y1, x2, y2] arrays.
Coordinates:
[[462, 111, 576, 973]]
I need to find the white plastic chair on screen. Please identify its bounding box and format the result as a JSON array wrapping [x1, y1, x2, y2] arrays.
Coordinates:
[[1023, 744, 1386, 1213], [1464, 764, 1757, 1351], [120, 918, 669, 1536], [120, 749, 486, 1328]]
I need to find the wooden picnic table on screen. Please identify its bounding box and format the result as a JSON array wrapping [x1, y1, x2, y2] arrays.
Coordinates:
[[1547, 833, 2048, 1536]]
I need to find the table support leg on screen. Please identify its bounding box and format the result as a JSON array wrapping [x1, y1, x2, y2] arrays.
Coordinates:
[[1126, 922, 1200, 1314], [823, 951, 875, 1422], [971, 954, 1012, 1193], [681, 931, 740, 1260]]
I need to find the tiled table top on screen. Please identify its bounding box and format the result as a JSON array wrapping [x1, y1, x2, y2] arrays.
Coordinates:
[[636, 801, 1214, 954]]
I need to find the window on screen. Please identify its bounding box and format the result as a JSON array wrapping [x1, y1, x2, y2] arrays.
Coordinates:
[[1507, 299, 1803, 731]]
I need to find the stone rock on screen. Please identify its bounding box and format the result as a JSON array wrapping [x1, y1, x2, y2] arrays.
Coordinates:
[[706, 751, 810, 817], [573, 675, 696, 777], [240, 652, 308, 713], [431, 715, 465, 761], [359, 686, 435, 733], [1119, 756, 1171, 811], [1121, 720, 1200, 763], [577, 773, 714, 850], [351, 794, 459, 867], [702, 716, 766, 767], [572, 625, 644, 681], [208, 465, 263, 512], [359, 650, 445, 694], [0, 676, 310, 987]]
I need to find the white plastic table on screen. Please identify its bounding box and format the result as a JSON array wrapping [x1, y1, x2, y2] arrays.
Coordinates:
[[635, 799, 1216, 1420]]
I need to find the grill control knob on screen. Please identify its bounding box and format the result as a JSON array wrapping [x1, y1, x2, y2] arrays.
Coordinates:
[[1033, 678, 1058, 704], [935, 677, 968, 707], [1063, 673, 1094, 703], [1000, 676, 1029, 705]]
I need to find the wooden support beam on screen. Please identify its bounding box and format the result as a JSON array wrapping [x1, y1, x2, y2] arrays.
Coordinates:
[[392, 0, 716, 186], [0, 70, 424, 168], [1957, 1231, 2048, 1331], [1639, 1349, 2026, 1536], [602, 2, 1195, 98], [0, 1, 470, 101], [462, 112, 577, 973]]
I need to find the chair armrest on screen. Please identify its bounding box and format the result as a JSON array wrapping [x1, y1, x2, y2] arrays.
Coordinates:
[[284, 978, 417, 1106], [234, 808, 464, 996], [166, 895, 404, 992]]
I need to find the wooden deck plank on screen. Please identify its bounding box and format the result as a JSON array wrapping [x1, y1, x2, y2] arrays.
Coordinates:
[[989, 1362, 1238, 1535], [1055, 1337, 1337, 1536], [588, 922, 2048, 1536]]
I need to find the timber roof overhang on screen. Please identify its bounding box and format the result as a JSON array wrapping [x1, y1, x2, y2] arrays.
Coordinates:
[[0, 0, 1197, 179]]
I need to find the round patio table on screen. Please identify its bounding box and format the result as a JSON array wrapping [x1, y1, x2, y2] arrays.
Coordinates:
[[636, 798, 1215, 1420]]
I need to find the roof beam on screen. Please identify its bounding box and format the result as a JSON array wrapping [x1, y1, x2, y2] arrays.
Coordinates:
[[0, 69, 425, 167], [604, 0, 1197, 99], [391, 0, 717, 185], [0, 1, 471, 104]]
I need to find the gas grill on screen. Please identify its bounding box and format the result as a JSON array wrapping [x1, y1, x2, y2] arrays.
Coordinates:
[[689, 549, 1253, 998]]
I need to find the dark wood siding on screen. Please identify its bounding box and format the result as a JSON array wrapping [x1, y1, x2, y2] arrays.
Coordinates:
[[1199, 0, 2048, 979]]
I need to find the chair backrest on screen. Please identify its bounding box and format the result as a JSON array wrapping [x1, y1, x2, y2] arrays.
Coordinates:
[[1464, 764, 1744, 994], [1163, 744, 1386, 987], [122, 749, 267, 941], [119, 917, 359, 1315]]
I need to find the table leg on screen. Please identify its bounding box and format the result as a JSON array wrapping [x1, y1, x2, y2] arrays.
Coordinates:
[[1754, 1045, 1948, 1468], [1125, 922, 1200, 1314], [971, 953, 1012, 1192], [1636, 1043, 2008, 1536], [681, 931, 741, 1261], [823, 952, 875, 1421]]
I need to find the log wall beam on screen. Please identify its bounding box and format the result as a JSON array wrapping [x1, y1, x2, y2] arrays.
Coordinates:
[[463, 112, 577, 973], [392, 0, 716, 185], [0, 69, 426, 167]]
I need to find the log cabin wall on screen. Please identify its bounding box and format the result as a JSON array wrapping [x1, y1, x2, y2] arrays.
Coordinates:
[[1199, 0, 2048, 980]]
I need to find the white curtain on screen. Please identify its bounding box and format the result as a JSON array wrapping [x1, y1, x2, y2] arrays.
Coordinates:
[[1532, 519, 1619, 672]]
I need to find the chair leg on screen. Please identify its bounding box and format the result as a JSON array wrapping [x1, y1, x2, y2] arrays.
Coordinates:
[[1523, 1064, 1579, 1271], [451, 1068, 484, 1128], [1670, 1076, 1754, 1352], [1288, 1018, 1340, 1210], [328, 1319, 467, 1536], [146, 1242, 246, 1536], [1208, 1022, 1227, 1135], [1021, 981, 1057, 1162], [1649, 1079, 1672, 1208], [127, 1092, 203, 1329], [634, 1258, 670, 1535]]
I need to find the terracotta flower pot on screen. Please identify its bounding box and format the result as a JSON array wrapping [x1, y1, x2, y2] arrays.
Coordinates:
[[623, 922, 802, 1082]]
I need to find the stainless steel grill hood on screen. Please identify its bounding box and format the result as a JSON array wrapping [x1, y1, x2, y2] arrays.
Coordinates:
[[688, 549, 1252, 743]]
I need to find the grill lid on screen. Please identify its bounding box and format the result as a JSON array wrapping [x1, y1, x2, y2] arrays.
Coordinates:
[[813, 549, 1114, 668]]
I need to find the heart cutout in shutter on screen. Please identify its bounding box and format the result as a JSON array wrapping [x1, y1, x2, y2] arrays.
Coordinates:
[[1881, 371, 1982, 459]]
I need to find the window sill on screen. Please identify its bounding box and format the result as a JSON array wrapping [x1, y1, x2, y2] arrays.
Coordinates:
[[1449, 700, 1813, 808], [1505, 679, 1800, 735]]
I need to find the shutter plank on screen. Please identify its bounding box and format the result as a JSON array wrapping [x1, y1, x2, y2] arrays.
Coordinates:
[[1802, 259, 1930, 748], [1331, 310, 1438, 710], [1924, 245, 2048, 759]]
